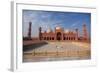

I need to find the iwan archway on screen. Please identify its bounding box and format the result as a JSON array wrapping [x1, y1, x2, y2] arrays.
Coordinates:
[[56, 32, 62, 41]]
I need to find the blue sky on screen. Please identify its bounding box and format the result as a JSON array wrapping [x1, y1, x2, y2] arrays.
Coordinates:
[[23, 10, 91, 37]]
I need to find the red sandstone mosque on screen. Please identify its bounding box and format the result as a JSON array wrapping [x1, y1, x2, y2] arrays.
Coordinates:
[[26, 22, 89, 42]]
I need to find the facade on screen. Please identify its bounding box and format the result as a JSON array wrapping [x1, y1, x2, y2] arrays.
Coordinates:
[[38, 24, 88, 41], [39, 26, 77, 41]]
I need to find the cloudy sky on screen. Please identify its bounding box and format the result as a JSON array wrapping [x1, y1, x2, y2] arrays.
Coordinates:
[[22, 10, 91, 37]]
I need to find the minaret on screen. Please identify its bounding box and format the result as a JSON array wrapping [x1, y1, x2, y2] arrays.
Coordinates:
[[28, 22, 32, 39], [39, 27, 42, 40], [83, 24, 88, 40], [75, 28, 78, 40]]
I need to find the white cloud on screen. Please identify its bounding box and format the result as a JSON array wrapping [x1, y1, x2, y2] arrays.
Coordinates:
[[71, 21, 80, 27]]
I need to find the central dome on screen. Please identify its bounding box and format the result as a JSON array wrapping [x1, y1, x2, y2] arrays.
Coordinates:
[[56, 26, 61, 30]]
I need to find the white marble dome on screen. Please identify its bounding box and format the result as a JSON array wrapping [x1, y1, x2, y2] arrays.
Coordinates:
[[47, 28, 52, 33], [64, 29, 69, 33], [56, 26, 61, 30]]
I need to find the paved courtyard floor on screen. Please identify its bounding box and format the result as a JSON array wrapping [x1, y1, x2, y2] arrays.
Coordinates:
[[23, 42, 91, 62]]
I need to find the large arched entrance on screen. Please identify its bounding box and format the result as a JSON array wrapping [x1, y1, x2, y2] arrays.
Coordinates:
[[56, 32, 62, 41]]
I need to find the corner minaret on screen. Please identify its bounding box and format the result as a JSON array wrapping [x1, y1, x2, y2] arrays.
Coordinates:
[[83, 24, 88, 40], [75, 28, 78, 40], [39, 27, 42, 40], [28, 22, 32, 39]]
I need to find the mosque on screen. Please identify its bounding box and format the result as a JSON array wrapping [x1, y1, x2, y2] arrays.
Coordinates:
[[27, 22, 89, 42]]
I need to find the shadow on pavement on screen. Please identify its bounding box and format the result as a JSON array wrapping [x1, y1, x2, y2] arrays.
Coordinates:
[[23, 41, 48, 52]]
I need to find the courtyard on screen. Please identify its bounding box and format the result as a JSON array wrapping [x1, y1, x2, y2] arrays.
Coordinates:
[[23, 41, 91, 62]]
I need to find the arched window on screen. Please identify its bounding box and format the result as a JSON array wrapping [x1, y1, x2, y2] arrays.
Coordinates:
[[56, 32, 61, 41], [64, 37, 65, 40], [69, 37, 70, 40], [50, 37, 51, 40], [67, 37, 68, 40], [52, 37, 54, 40]]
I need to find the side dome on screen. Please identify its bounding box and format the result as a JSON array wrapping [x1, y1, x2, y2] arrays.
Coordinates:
[[47, 28, 52, 33], [64, 29, 69, 33]]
